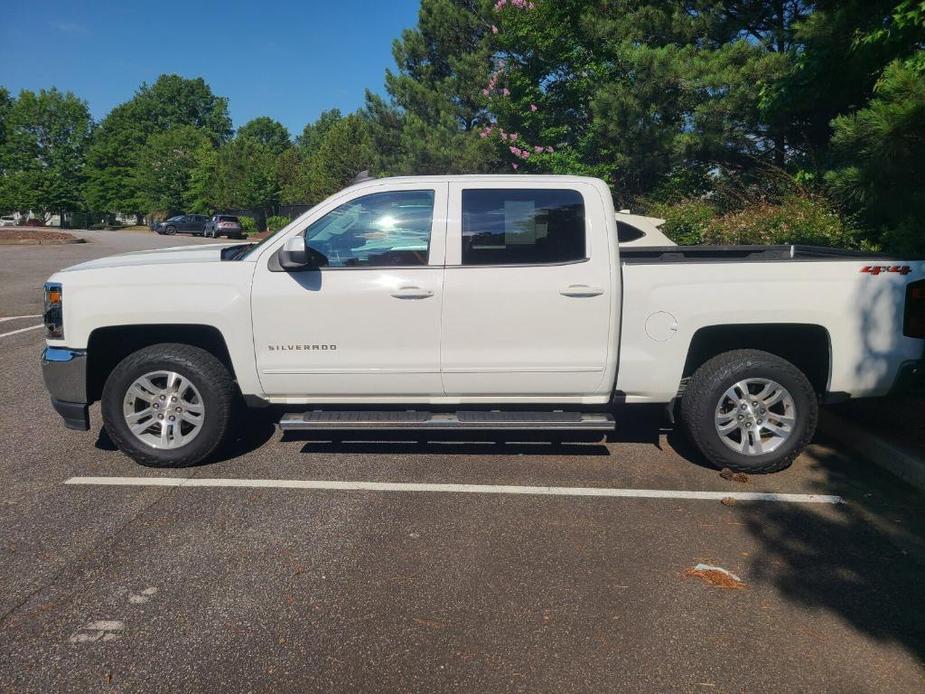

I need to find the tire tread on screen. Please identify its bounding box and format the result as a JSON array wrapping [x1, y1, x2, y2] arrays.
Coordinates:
[[680, 349, 817, 474], [101, 343, 236, 467]]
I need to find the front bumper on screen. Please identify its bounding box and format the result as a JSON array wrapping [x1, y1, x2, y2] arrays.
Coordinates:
[[41, 346, 90, 430]]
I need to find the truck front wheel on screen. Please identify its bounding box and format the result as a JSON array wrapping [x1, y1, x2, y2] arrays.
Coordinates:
[[680, 349, 818, 474], [101, 343, 236, 467]]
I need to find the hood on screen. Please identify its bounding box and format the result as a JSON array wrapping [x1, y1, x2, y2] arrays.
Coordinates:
[[60, 243, 235, 272]]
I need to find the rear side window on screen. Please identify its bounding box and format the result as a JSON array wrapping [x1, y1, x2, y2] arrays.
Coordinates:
[[461, 189, 586, 266]]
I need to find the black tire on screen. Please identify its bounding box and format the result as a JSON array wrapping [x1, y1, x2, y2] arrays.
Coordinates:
[[165, 225, 177, 235], [680, 349, 817, 474], [101, 343, 237, 467]]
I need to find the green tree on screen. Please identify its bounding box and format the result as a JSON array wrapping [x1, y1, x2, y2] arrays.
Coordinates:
[[365, 0, 498, 175], [194, 136, 280, 219], [296, 108, 342, 150], [132, 74, 232, 144], [826, 57, 925, 254], [134, 125, 210, 213], [281, 111, 376, 204], [486, 1, 790, 201], [0, 88, 15, 212], [277, 145, 310, 205], [185, 142, 218, 215], [237, 116, 291, 154], [283, 114, 374, 204], [83, 74, 231, 217], [769, 0, 923, 167], [1, 88, 93, 219], [279, 109, 346, 204], [306, 114, 374, 201]]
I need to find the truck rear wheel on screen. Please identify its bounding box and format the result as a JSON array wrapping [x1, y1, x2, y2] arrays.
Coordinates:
[[101, 343, 236, 467], [680, 349, 818, 474]]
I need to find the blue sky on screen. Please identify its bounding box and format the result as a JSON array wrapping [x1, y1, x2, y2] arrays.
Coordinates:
[[0, 0, 421, 137]]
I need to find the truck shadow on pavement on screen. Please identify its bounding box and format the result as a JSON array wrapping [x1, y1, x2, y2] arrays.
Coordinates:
[[94, 412, 279, 466], [736, 444, 925, 663], [94, 402, 710, 464], [288, 431, 612, 457]]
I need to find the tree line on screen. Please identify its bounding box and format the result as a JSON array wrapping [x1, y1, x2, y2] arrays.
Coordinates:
[[0, 0, 922, 251]]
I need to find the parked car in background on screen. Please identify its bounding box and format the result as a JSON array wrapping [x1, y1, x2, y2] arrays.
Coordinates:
[[151, 214, 209, 236], [203, 215, 245, 239], [0, 216, 17, 227]]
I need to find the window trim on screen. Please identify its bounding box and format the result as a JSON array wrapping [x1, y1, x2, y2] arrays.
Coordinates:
[[444, 257, 590, 269]]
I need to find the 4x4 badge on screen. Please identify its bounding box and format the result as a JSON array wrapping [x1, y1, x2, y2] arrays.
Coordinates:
[[860, 265, 911, 276]]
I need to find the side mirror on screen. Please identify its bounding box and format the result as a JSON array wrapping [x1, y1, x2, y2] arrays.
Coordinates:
[[279, 236, 309, 270]]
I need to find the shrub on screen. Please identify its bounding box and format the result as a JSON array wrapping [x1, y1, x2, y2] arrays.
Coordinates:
[[266, 215, 290, 232], [239, 216, 257, 234], [645, 193, 861, 249], [704, 195, 861, 248], [647, 199, 716, 245]]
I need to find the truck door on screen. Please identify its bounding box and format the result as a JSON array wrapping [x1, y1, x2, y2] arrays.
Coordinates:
[[441, 182, 614, 397], [251, 184, 447, 398]]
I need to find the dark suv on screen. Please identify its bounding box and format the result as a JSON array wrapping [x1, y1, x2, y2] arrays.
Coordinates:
[[151, 214, 209, 236], [203, 215, 245, 239]]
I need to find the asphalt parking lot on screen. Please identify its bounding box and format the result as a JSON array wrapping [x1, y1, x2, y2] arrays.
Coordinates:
[[1, 230, 923, 692]]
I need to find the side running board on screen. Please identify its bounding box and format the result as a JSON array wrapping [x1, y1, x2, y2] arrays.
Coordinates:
[[279, 410, 615, 431]]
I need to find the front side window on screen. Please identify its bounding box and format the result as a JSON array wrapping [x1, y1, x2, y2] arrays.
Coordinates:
[[461, 189, 586, 266], [304, 190, 435, 267]]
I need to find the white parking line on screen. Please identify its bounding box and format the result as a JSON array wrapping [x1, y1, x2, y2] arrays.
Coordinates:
[[0, 324, 42, 338], [0, 314, 41, 322], [65, 476, 845, 504]]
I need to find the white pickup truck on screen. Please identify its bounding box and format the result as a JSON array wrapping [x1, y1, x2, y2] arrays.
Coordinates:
[[41, 175, 925, 473]]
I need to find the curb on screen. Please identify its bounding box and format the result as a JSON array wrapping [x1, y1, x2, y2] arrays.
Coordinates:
[[819, 409, 925, 491], [0, 238, 85, 246]]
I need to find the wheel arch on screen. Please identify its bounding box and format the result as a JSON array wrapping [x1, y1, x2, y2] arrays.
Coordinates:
[[681, 323, 832, 396], [87, 324, 236, 403]]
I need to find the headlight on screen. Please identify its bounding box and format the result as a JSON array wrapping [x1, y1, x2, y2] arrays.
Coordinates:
[[43, 282, 63, 339]]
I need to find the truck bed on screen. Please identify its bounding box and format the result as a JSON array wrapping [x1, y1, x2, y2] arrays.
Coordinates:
[[620, 244, 903, 264]]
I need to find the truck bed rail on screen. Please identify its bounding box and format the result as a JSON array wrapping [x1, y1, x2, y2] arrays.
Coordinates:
[[620, 244, 907, 264]]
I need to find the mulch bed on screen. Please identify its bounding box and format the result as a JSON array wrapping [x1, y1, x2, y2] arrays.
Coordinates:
[[0, 228, 77, 242]]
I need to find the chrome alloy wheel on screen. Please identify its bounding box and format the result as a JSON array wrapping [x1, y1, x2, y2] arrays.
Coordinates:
[[122, 371, 205, 449], [714, 378, 796, 456]]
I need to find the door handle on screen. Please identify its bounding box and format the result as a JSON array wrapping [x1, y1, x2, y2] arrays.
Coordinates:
[[390, 286, 435, 299], [560, 284, 604, 297]]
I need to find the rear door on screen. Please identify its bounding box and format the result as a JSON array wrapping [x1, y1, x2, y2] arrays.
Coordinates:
[[251, 183, 448, 398], [441, 182, 614, 396]]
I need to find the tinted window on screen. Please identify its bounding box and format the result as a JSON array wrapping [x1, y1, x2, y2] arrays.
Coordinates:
[[461, 189, 585, 266], [617, 221, 645, 243], [218, 216, 239, 222], [304, 190, 434, 267]]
